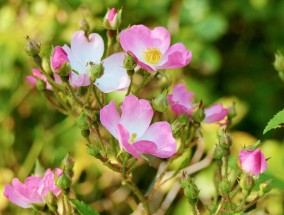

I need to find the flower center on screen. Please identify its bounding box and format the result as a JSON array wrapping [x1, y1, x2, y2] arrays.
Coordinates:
[[143, 48, 162, 64], [129, 133, 137, 144]]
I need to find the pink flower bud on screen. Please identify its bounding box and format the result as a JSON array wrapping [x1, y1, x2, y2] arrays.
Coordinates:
[[3, 168, 62, 208], [104, 8, 122, 30], [239, 149, 267, 176], [51, 46, 69, 72]]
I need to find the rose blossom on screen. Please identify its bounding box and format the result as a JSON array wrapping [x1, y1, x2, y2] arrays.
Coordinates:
[[239, 149, 267, 176], [3, 168, 62, 208], [100, 95, 176, 159], [120, 25, 192, 71], [51, 46, 70, 72], [62, 30, 130, 93]]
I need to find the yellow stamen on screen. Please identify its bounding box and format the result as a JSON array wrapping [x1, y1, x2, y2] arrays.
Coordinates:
[[129, 133, 137, 143], [143, 48, 162, 64]]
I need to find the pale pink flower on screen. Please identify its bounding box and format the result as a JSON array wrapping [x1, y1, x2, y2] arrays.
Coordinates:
[[3, 169, 62, 208], [120, 25, 192, 71], [26, 68, 61, 90], [100, 95, 176, 159], [63, 30, 130, 92], [239, 149, 267, 176], [51, 46, 70, 72], [167, 84, 228, 123]]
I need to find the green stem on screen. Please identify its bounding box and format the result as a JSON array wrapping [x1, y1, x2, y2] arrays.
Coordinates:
[[65, 82, 83, 108], [235, 196, 260, 213], [126, 70, 135, 96], [62, 194, 73, 215], [192, 204, 200, 215], [214, 198, 225, 215], [124, 178, 150, 215], [133, 71, 152, 95], [92, 87, 103, 108]]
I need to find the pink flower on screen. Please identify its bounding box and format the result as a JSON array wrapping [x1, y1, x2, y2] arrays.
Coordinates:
[[3, 168, 62, 208], [63, 30, 130, 92], [51, 46, 70, 72], [120, 25, 192, 71], [167, 84, 228, 123], [26, 68, 61, 90], [100, 95, 176, 159], [239, 149, 267, 176]]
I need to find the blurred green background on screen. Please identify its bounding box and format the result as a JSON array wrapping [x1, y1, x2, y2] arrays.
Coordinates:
[[0, 0, 283, 214]]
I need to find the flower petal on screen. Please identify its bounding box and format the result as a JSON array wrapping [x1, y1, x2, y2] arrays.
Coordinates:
[[132, 140, 158, 155], [3, 183, 33, 208], [69, 72, 90, 87], [167, 84, 195, 115], [119, 95, 153, 139], [95, 52, 130, 93], [39, 169, 62, 197], [159, 43, 192, 69], [62, 44, 85, 74], [100, 101, 120, 139], [204, 104, 228, 123], [140, 122, 176, 158], [116, 124, 139, 158], [71, 30, 104, 67]]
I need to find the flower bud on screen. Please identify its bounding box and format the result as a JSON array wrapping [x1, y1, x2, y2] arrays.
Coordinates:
[[192, 105, 205, 124], [79, 18, 90, 34], [218, 129, 232, 149], [56, 173, 72, 190], [62, 153, 74, 173], [42, 56, 52, 75], [123, 53, 137, 71], [87, 62, 104, 82], [259, 180, 272, 197], [179, 173, 200, 205], [219, 179, 231, 194], [25, 36, 40, 57], [76, 112, 90, 130], [51, 46, 70, 76], [36, 79, 46, 91], [103, 8, 122, 30], [152, 90, 169, 112], [213, 144, 224, 160], [56, 62, 71, 77], [171, 115, 189, 136]]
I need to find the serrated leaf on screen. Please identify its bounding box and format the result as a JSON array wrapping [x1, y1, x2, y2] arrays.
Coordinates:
[[263, 109, 284, 134], [70, 199, 100, 215]]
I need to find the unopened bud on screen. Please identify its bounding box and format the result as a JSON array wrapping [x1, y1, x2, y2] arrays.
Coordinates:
[[76, 112, 90, 130], [103, 8, 122, 30], [152, 90, 169, 112], [218, 129, 232, 149], [123, 53, 137, 71], [36, 79, 46, 91], [57, 62, 71, 77], [259, 180, 272, 197], [25, 36, 40, 57], [171, 115, 189, 136], [274, 51, 284, 82], [192, 106, 205, 123], [62, 153, 74, 173], [219, 179, 231, 194], [79, 18, 90, 34], [213, 144, 224, 160], [179, 173, 200, 205], [56, 173, 72, 190]]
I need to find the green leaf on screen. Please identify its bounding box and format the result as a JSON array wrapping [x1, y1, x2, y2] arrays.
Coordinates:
[[263, 109, 284, 134], [70, 199, 100, 215]]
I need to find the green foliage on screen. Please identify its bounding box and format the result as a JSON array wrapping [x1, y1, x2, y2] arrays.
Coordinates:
[[70, 199, 100, 215], [263, 109, 284, 134]]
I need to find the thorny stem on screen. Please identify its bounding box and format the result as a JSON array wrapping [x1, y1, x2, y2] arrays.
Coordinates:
[[235, 196, 261, 213], [126, 69, 135, 96], [214, 198, 225, 215], [133, 71, 152, 95], [62, 194, 73, 215], [92, 87, 103, 108], [65, 81, 83, 108]]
